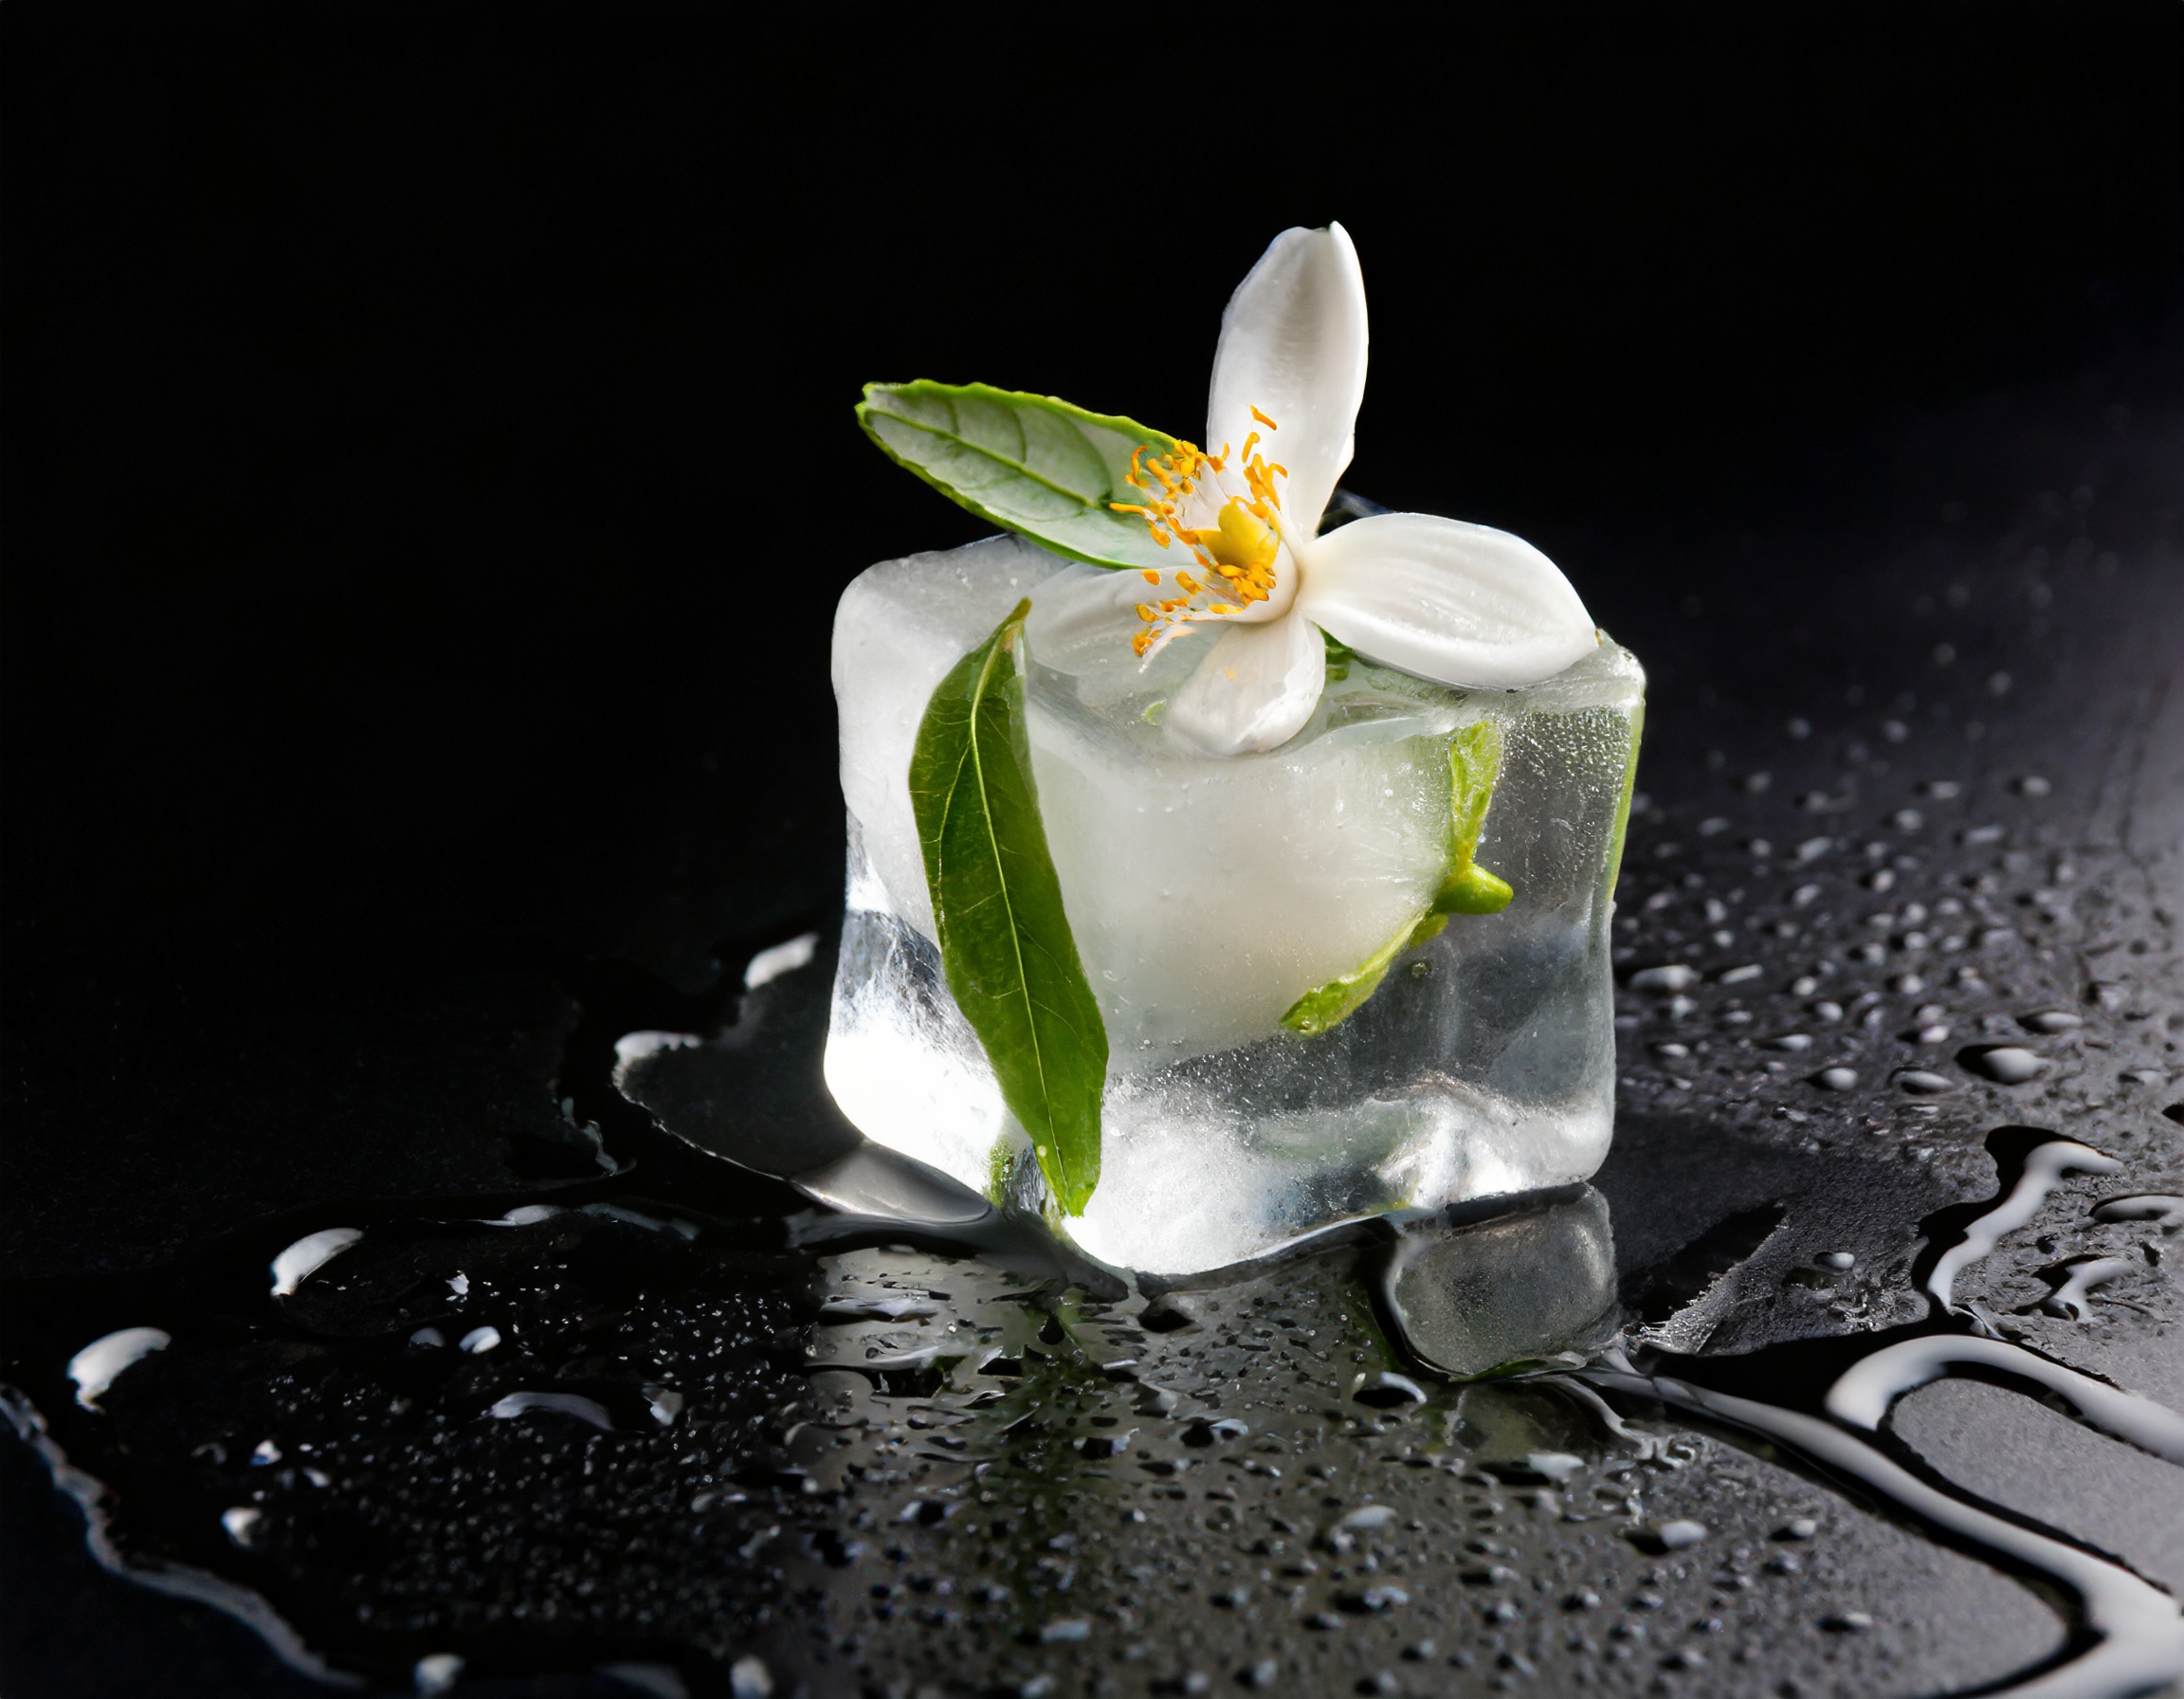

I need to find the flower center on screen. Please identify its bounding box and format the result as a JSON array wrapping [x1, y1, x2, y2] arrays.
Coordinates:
[[1109, 409, 1292, 660]]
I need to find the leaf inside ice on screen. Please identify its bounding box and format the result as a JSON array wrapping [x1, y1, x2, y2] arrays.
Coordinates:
[[1282, 720, 1514, 1036]]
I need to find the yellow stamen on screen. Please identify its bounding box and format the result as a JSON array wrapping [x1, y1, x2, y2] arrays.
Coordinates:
[[1110, 415, 1292, 661]]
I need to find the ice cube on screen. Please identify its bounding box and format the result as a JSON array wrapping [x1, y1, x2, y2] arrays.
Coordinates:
[[831, 534, 1071, 938], [826, 536, 1643, 1273]]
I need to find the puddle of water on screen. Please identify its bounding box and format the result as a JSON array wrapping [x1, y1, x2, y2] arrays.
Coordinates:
[[7, 929, 2180, 1698]]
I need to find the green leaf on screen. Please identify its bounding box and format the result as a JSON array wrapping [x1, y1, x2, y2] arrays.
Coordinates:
[[1429, 721, 1513, 916], [858, 381, 1182, 572], [1436, 862, 1515, 915], [1283, 720, 1516, 1038], [1602, 699, 1645, 901], [910, 598, 1109, 1215], [1280, 910, 1428, 1037], [1446, 721, 1503, 863]]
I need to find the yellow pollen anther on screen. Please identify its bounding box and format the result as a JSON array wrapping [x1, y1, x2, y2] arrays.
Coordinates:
[[1110, 417, 1290, 663]]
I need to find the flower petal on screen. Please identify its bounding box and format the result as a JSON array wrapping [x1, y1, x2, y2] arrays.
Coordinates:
[[1164, 612, 1327, 757], [1296, 512, 1597, 688], [1207, 224, 1368, 535]]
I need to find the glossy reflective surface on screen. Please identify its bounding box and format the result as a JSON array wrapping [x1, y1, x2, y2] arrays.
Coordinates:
[[8, 13, 2184, 1698]]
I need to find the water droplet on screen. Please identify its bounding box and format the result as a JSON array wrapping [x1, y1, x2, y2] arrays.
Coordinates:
[[269, 1227, 362, 1298], [1655, 1520, 1707, 1550], [743, 931, 820, 990], [486, 1391, 613, 1430], [1815, 1068, 1858, 1091], [414, 1653, 464, 1695], [602, 1665, 688, 1699], [459, 1325, 500, 1354], [2091, 1195, 2184, 1232], [1965, 1046, 2046, 1084], [66, 1326, 170, 1410], [728, 1654, 774, 1699]]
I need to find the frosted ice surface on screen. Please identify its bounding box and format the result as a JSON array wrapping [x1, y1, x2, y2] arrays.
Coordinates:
[[827, 535, 1643, 1273], [831, 534, 1069, 938]]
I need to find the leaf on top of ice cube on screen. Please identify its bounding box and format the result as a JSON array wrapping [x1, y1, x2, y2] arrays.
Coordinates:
[[858, 382, 1180, 574], [909, 598, 1109, 1215]]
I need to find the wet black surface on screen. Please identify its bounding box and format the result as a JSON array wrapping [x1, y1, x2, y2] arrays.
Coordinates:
[[8, 10, 2184, 1699]]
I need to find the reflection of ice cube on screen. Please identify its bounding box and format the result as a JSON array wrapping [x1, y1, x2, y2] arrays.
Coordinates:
[[826, 535, 1643, 1274]]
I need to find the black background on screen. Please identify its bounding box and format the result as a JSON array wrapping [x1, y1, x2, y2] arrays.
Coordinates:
[[9, 4, 2180, 969], [3, 9, 2183, 1686]]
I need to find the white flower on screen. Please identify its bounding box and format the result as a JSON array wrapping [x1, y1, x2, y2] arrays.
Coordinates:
[[1090, 224, 1599, 757]]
